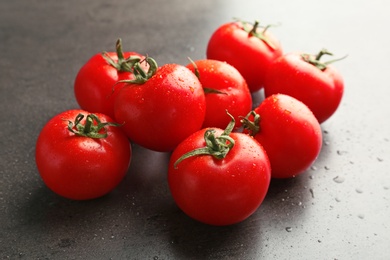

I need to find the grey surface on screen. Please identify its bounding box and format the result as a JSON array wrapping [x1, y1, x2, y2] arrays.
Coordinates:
[[1, 0, 389, 259]]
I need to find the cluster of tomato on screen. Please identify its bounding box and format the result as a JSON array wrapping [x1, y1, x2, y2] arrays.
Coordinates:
[[35, 19, 344, 226]]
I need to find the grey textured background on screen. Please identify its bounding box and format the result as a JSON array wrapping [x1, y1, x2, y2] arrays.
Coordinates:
[[1, 0, 389, 259]]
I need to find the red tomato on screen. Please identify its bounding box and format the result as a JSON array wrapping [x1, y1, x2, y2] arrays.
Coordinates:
[[206, 20, 283, 92], [35, 110, 131, 200], [168, 116, 271, 226], [264, 49, 345, 123], [74, 39, 146, 119], [114, 58, 206, 152], [186, 59, 252, 130], [242, 94, 322, 178]]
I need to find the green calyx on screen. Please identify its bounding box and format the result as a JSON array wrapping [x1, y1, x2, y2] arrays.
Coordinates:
[[102, 38, 158, 84], [102, 38, 136, 72], [301, 48, 347, 71], [173, 111, 236, 169], [118, 56, 158, 85], [66, 113, 121, 139], [240, 19, 276, 50], [240, 110, 261, 136]]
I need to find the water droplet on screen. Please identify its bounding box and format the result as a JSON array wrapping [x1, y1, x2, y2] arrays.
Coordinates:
[[333, 176, 345, 183], [285, 227, 292, 232], [377, 157, 383, 162], [356, 188, 363, 194], [358, 214, 365, 219], [324, 166, 330, 170], [309, 188, 315, 198], [310, 165, 317, 171], [337, 150, 347, 155], [335, 197, 341, 202]]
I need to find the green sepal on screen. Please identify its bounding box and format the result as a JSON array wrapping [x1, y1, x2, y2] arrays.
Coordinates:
[[173, 111, 236, 169], [66, 113, 121, 139]]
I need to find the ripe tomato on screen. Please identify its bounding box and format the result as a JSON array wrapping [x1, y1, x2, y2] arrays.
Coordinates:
[[114, 57, 206, 152], [206, 20, 283, 92], [242, 94, 322, 178], [35, 110, 131, 200], [74, 39, 146, 119], [264, 49, 345, 123], [186, 59, 252, 130], [168, 115, 271, 226]]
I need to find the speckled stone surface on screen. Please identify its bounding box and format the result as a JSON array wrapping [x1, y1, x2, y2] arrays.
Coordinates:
[[1, 0, 389, 259]]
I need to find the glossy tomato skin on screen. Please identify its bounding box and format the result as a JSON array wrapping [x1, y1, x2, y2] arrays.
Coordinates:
[[264, 53, 344, 123], [35, 110, 131, 200], [168, 128, 271, 226], [74, 52, 145, 119], [186, 59, 252, 130], [249, 94, 322, 178], [114, 64, 206, 152], [206, 21, 283, 92]]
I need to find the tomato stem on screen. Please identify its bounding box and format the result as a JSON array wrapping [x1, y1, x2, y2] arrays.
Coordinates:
[[119, 56, 158, 85], [240, 110, 261, 136], [66, 113, 121, 139], [240, 19, 276, 50], [301, 48, 347, 71], [173, 111, 236, 169], [102, 38, 139, 72], [187, 57, 200, 79]]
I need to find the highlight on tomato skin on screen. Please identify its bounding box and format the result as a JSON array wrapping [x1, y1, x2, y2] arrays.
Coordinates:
[[241, 94, 323, 179], [35, 109, 132, 200], [167, 114, 271, 226]]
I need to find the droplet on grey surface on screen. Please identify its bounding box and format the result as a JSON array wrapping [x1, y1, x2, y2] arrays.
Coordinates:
[[333, 176, 345, 183]]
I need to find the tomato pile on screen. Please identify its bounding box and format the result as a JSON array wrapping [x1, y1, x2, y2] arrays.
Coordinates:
[[35, 19, 345, 226]]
